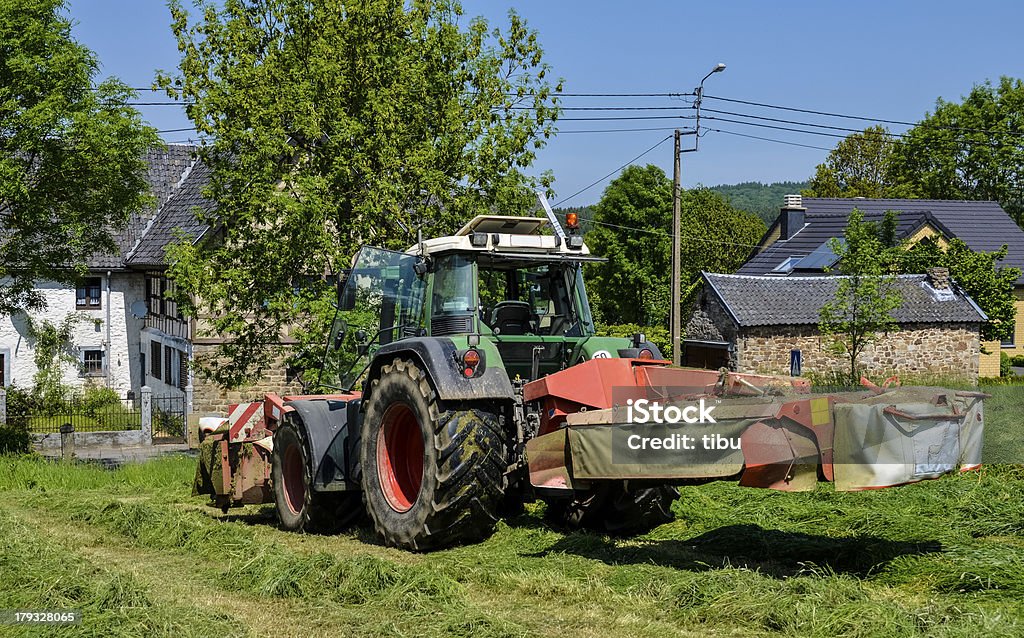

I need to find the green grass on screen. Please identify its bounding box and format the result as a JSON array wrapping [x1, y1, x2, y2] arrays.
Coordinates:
[[1, 387, 1022, 636]]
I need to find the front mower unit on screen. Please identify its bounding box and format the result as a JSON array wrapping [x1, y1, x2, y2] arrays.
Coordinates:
[[523, 359, 985, 493]]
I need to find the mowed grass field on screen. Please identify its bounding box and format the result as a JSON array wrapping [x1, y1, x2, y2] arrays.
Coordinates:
[[1, 386, 1022, 638]]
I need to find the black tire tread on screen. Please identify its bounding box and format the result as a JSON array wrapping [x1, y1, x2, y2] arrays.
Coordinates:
[[362, 358, 507, 550], [273, 420, 362, 534]]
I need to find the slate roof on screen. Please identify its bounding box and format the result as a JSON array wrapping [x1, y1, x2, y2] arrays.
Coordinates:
[[126, 159, 213, 268], [703, 272, 987, 327], [88, 145, 197, 269], [738, 198, 1024, 284]]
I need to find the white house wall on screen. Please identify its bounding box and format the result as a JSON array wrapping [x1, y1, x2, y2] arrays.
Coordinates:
[[140, 326, 190, 397], [0, 274, 146, 394]]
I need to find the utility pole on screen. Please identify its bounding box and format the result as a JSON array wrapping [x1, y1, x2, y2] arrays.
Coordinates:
[[670, 63, 726, 366], [671, 130, 682, 365]]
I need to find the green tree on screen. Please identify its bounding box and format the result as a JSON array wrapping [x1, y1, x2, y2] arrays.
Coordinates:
[[889, 237, 1019, 343], [585, 165, 672, 326], [892, 77, 1024, 224], [585, 164, 766, 328], [0, 0, 158, 314], [158, 0, 561, 386], [24, 313, 81, 408], [803, 126, 907, 198], [819, 209, 903, 383]]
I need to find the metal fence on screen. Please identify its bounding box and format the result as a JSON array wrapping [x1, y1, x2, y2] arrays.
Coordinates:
[[5, 390, 188, 442], [152, 394, 187, 441], [11, 395, 142, 434]]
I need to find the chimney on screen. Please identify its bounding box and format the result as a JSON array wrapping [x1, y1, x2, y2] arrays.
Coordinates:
[[926, 267, 951, 291], [779, 194, 805, 241]]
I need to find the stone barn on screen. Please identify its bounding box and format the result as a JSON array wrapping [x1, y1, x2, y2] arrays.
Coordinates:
[[683, 269, 987, 382]]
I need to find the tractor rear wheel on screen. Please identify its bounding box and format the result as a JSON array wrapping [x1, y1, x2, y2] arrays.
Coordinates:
[[545, 483, 678, 534], [360, 358, 506, 551], [272, 420, 362, 533]]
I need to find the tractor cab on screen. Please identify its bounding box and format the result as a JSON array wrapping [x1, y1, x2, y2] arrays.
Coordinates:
[[327, 215, 657, 388]]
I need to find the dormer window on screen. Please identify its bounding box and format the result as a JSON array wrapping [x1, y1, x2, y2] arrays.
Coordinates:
[[771, 256, 805, 274]]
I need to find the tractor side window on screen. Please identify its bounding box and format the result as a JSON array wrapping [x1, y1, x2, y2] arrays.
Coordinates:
[[431, 255, 475, 314]]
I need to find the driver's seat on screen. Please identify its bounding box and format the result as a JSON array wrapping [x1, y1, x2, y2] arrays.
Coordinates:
[[490, 301, 533, 335]]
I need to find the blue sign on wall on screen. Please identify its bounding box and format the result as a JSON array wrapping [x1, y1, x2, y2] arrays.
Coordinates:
[[790, 349, 802, 377]]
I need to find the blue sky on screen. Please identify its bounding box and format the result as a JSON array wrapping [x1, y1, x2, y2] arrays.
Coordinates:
[[70, 1, 1024, 207]]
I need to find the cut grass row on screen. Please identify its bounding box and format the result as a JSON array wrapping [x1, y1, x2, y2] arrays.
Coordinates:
[[2, 455, 1022, 637]]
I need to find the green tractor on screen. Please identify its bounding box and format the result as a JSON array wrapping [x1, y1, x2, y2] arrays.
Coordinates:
[[286, 214, 671, 550]]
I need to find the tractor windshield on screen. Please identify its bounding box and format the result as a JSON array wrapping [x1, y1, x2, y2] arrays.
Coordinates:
[[330, 247, 425, 389], [477, 259, 595, 337]]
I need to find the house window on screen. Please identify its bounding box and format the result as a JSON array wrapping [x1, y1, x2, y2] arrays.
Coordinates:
[[165, 280, 178, 319], [76, 277, 102, 309], [165, 345, 174, 385], [147, 276, 166, 316], [150, 340, 162, 380], [82, 349, 104, 376], [1002, 322, 1016, 348]]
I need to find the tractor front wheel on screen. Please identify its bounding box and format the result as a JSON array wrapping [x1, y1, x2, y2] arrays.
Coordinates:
[[361, 358, 506, 551], [272, 420, 362, 533]]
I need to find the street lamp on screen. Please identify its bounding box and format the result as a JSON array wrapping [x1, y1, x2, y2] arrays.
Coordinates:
[[671, 63, 726, 366]]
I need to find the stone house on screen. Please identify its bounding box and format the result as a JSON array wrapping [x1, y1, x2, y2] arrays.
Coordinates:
[[736, 195, 1024, 376], [684, 270, 987, 382]]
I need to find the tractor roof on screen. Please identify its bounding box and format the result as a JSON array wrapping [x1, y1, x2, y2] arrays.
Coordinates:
[[408, 215, 597, 260]]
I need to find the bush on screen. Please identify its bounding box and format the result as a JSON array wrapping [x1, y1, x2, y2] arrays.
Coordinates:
[[5, 385, 41, 422], [595, 323, 672, 360], [0, 422, 30, 455], [154, 409, 185, 439], [1000, 351, 1013, 377], [80, 386, 123, 418], [1010, 354, 1024, 368]]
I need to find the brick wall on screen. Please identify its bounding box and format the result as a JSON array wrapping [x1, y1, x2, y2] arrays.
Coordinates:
[[736, 323, 981, 382], [191, 344, 303, 415]]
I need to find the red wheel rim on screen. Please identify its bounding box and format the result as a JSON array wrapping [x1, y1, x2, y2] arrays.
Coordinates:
[[377, 403, 425, 513], [283, 442, 306, 515]]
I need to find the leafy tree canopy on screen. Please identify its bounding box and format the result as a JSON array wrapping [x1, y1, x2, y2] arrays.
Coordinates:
[[806, 78, 1024, 226], [158, 0, 561, 386], [892, 77, 1024, 224], [0, 0, 158, 313], [803, 126, 908, 199], [584, 164, 766, 328]]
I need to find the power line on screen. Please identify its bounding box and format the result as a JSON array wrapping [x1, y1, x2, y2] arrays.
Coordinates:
[[703, 115, 865, 140], [705, 127, 834, 151], [554, 135, 671, 206], [703, 94, 920, 127], [705, 93, 1024, 139], [557, 126, 687, 134], [702, 107, 910, 138]]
